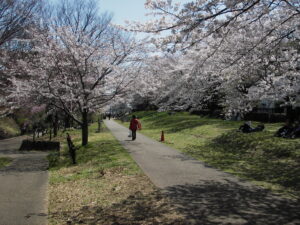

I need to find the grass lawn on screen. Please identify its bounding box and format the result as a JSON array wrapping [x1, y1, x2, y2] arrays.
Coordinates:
[[45, 123, 185, 225], [0, 157, 12, 169], [119, 111, 300, 198]]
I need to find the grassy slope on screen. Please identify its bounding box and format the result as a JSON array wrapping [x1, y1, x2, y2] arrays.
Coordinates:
[[0, 117, 20, 139], [46, 123, 184, 225], [119, 111, 300, 198], [0, 157, 12, 169]]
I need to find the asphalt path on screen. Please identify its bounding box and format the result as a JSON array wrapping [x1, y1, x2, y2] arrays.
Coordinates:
[[105, 119, 300, 225], [0, 136, 48, 225]]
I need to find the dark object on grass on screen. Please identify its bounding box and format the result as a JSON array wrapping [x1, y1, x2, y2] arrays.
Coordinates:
[[252, 124, 265, 132], [239, 122, 265, 133], [19, 140, 60, 152], [67, 133, 76, 164], [239, 122, 252, 133], [281, 121, 300, 139], [275, 120, 295, 138]]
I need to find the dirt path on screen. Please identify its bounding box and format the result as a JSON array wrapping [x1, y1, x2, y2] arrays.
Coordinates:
[[0, 136, 48, 225], [105, 119, 300, 225]]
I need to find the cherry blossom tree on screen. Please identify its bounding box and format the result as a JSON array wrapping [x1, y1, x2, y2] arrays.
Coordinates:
[[132, 0, 299, 50], [9, 0, 143, 145], [0, 0, 43, 117], [127, 0, 300, 118]]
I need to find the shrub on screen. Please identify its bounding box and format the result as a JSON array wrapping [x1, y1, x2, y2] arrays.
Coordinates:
[[0, 117, 20, 139], [47, 152, 60, 168]]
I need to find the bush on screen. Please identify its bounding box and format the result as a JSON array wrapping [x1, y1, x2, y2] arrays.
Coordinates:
[[0, 117, 20, 139], [47, 152, 60, 168]]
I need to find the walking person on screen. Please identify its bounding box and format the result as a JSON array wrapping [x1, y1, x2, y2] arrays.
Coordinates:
[[129, 115, 141, 141]]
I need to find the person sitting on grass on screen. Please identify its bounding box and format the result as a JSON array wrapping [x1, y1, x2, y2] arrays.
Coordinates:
[[275, 120, 294, 138], [239, 121, 253, 133], [239, 121, 265, 133]]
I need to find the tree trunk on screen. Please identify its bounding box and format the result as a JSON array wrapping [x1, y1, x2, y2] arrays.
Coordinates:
[[82, 109, 88, 146], [33, 129, 36, 142], [64, 114, 71, 130], [70, 117, 74, 128], [49, 128, 52, 141], [296, 107, 300, 121], [53, 113, 58, 137], [286, 106, 294, 122], [97, 116, 101, 132]]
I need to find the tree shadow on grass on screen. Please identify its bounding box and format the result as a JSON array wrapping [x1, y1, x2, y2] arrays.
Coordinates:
[[145, 118, 206, 132], [144, 116, 239, 134], [164, 180, 300, 225], [50, 180, 300, 225], [184, 131, 300, 195], [185, 144, 300, 195], [50, 190, 187, 225]]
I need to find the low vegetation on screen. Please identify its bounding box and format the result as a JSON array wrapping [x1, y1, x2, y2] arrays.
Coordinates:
[[0, 157, 12, 169], [0, 117, 20, 139], [45, 123, 184, 225], [119, 111, 300, 198]]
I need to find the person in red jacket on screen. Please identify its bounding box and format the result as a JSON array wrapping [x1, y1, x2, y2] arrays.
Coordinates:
[[129, 115, 141, 141]]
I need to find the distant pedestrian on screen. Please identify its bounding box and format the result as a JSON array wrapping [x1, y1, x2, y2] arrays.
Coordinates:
[[129, 115, 141, 141]]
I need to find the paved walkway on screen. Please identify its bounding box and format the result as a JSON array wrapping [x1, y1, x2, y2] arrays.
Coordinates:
[[105, 119, 300, 225], [0, 136, 48, 225]]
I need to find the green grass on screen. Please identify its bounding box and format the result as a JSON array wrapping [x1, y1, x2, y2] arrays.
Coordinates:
[[0, 157, 12, 168], [0, 117, 20, 139], [45, 123, 159, 225], [119, 111, 300, 198], [47, 123, 142, 184]]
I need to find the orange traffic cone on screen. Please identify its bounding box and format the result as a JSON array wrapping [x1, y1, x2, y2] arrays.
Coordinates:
[[160, 131, 165, 142]]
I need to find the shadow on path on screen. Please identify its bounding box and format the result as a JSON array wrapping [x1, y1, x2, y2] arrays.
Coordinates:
[[0, 136, 49, 173], [164, 180, 300, 225], [0, 154, 48, 172]]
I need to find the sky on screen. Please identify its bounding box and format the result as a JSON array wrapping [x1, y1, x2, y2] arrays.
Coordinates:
[[49, 0, 190, 26], [98, 0, 190, 39], [98, 0, 152, 26], [49, 0, 190, 39]]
